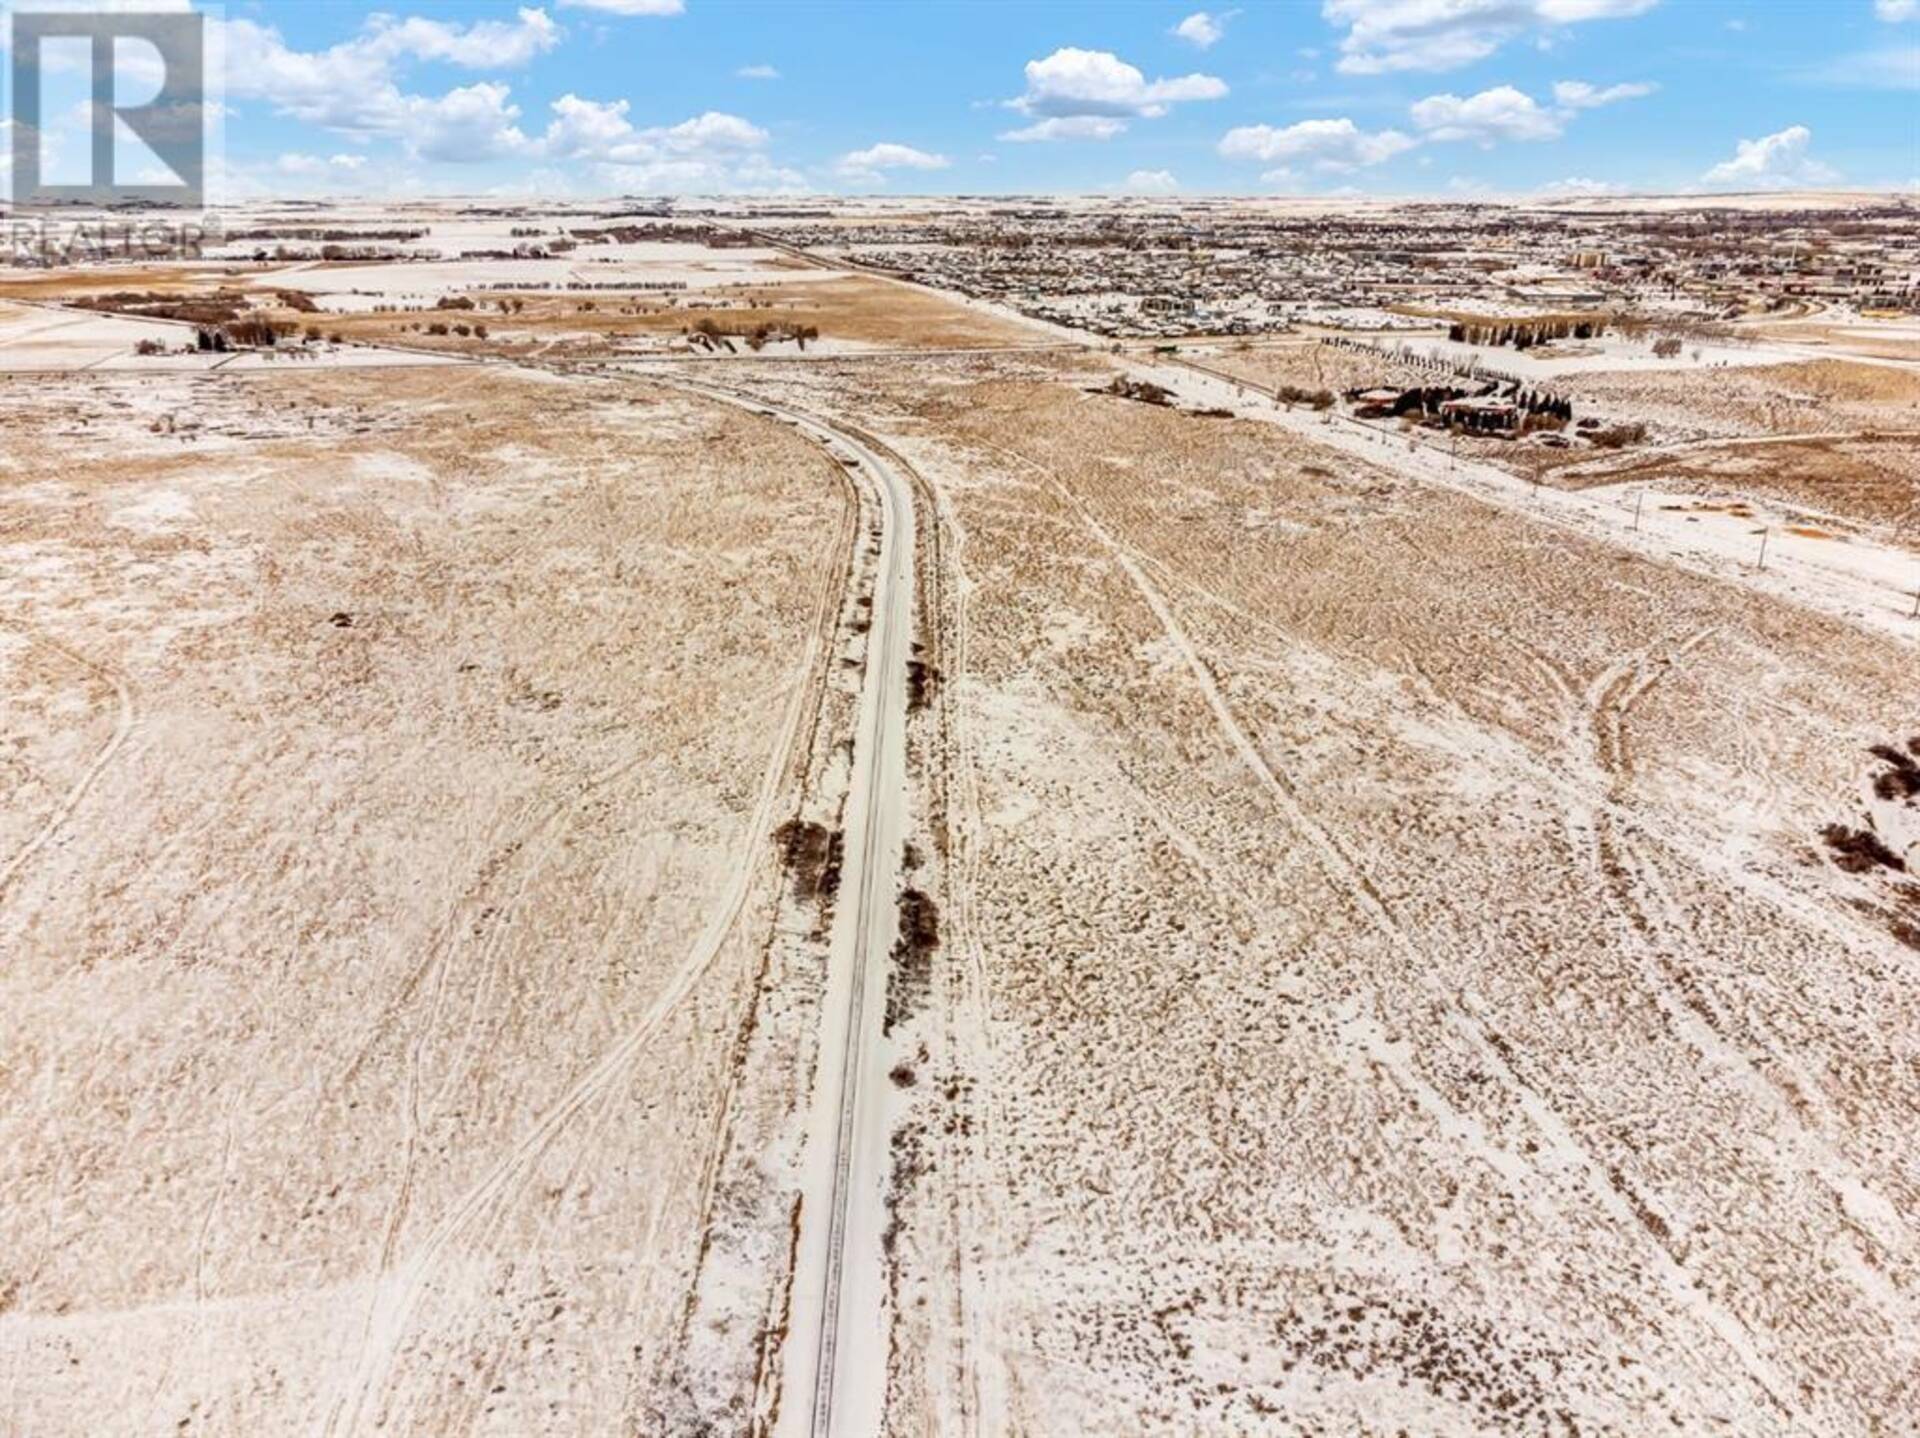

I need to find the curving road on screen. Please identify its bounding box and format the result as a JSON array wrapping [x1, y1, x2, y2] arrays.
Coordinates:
[[657, 375, 915, 1438]]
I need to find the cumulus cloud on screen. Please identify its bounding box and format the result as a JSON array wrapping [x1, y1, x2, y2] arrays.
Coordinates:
[[1219, 117, 1417, 170], [1701, 124, 1839, 186], [736, 63, 780, 79], [214, 7, 561, 148], [1002, 47, 1226, 139], [1172, 11, 1234, 48], [840, 141, 949, 170], [1552, 79, 1656, 108], [1222, 75, 1641, 179], [1323, 0, 1658, 74], [1411, 85, 1565, 143], [353, 8, 561, 67], [836, 141, 950, 185], [1876, 0, 1916, 19], [542, 99, 767, 162], [999, 115, 1129, 143], [557, 0, 685, 14], [406, 83, 533, 163], [536, 99, 801, 191], [1120, 168, 1180, 193]]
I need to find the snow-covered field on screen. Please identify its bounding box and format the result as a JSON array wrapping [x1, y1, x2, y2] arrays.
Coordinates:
[[704, 347, 1920, 1436], [0, 302, 182, 371], [4, 201, 1918, 1437], [1384, 331, 1816, 378], [0, 364, 858, 1435], [249, 246, 839, 311]]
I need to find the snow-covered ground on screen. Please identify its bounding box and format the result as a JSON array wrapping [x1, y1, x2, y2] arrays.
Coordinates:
[[1378, 332, 1818, 378], [242, 243, 837, 311], [1145, 358, 1920, 640]]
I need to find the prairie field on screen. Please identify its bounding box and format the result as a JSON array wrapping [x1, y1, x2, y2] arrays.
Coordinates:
[[3, 194, 1917, 1438]]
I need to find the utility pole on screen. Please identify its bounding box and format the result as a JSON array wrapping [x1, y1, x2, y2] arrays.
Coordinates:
[[1755, 526, 1770, 571], [1632, 489, 1644, 532]]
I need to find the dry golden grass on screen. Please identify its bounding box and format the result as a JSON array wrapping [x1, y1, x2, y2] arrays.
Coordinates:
[[0, 264, 263, 300], [314, 274, 1037, 355], [0, 362, 853, 1434], [1196, 338, 1436, 395], [719, 351, 1920, 1437], [1764, 358, 1920, 405], [1562, 434, 1920, 533], [1747, 322, 1920, 362]]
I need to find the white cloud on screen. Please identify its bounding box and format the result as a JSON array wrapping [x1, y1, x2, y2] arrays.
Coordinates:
[[406, 82, 532, 163], [736, 63, 780, 79], [275, 151, 369, 175], [533, 98, 797, 191], [213, 8, 560, 143], [653, 110, 767, 151], [1324, 0, 1658, 74], [839, 141, 949, 171], [1120, 168, 1179, 193], [1411, 85, 1565, 143], [1002, 46, 1226, 139], [1219, 117, 1416, 170], [836, 141, 950, 184], [1701, 124, 1839, 186], [1876, 0, 1916, 19], [1536, 175, 1627, 195], [1172, 11, 1234, 48], [590, 152, 808, 194], [1552, 79, 1656, 108], [540, 93, 641, 154], [355, 8, 561, 68], [557, 0, 685, 14], [541, 100, 767, 163], [999, 115, 1129, 143]]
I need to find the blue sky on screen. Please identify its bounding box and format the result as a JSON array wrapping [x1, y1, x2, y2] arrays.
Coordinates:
[[11, 0, 1920, 198]]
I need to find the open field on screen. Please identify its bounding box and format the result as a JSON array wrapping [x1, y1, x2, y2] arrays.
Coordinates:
[[1553, 359, 1920, 441], [1557, 434, 1920, 538], [1197, 342, 1920, 540], [3, 191, 1918, 1437], [0, 363, 861, 1433], [0, 263, 1041, 362], [303, 274, 1039, 357], [687, 347, 1920, 1434]]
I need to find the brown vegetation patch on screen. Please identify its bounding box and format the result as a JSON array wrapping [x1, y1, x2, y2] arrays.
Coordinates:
[[773, 817, 845, 904], [883, 886, 940, 1036], [1821, 824, 1905, 874]]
